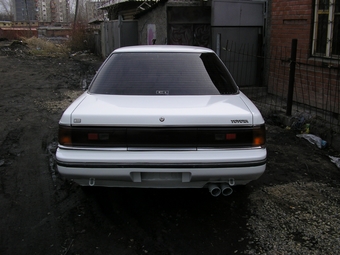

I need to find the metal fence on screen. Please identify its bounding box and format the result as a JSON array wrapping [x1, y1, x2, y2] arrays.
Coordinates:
[[223, 41, 340, 132]]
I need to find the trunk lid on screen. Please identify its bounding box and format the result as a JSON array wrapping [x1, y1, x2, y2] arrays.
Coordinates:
[[69, 94, 254, 126]]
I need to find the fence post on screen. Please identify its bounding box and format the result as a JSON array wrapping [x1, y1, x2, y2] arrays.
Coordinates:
[[286, 39, 298, 116]]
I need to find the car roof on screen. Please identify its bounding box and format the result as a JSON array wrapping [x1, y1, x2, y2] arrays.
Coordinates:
[[113, 45, 215, 54]]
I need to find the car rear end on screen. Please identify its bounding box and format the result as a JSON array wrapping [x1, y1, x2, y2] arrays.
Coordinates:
[[56, 45, 266, 195]]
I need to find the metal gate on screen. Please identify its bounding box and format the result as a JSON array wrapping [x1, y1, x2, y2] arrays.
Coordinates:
[[211, 0, 266, 87], [167, 6, 211, 48]]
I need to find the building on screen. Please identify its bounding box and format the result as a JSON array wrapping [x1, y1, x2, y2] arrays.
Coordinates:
[[13, 0, 37, 21], [36, 0, 70, 23], [0, 21, 38, 39], [12, 0, 70, 23], [266, 0, 340, 115], [99, 0, 265, 87], [86, 0, 106, 23], [99, 0, 211, 56]]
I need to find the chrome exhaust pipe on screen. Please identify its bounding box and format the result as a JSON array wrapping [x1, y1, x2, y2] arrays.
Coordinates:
[[220, 183, 233, 196], [208, 184, 221, 197]]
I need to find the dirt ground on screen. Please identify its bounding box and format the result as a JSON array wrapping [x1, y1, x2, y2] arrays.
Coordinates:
[[0, 42, 340, 255]]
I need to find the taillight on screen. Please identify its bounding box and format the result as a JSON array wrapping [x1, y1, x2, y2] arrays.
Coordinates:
[[58, 126, 126, 147], [58, 125, 72, 146], [88, 133, 98, 140], [58, 126, 266, 148], [87, 133, 110, 141], [199, 125, 266, 148], [253, 124, 266, 147], [226, 133, 236, 140]]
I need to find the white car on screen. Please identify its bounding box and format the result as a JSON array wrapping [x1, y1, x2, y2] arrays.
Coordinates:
[[56, 45, 266, 196]]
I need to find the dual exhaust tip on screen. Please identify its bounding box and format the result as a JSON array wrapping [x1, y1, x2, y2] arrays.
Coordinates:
[[208, 183, 233, 197]]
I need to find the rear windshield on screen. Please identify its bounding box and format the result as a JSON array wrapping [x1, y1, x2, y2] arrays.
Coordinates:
[[88, 52, 238, 95]]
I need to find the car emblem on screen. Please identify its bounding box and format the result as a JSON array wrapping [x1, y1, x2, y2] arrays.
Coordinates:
[[159, 117, 165, 122]]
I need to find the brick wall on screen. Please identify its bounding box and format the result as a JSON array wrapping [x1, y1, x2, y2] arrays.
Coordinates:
[[267, 0, 340, 115], [270, 0, 312, 58]]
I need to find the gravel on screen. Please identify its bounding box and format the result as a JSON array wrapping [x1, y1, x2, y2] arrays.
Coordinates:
[[245, 177, 340, 254]]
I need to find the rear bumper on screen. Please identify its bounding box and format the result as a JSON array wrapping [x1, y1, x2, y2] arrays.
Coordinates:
[[56, 147, 266, 188]]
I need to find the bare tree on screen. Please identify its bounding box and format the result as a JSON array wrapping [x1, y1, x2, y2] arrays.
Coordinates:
[[0, 0, 12, 17]]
